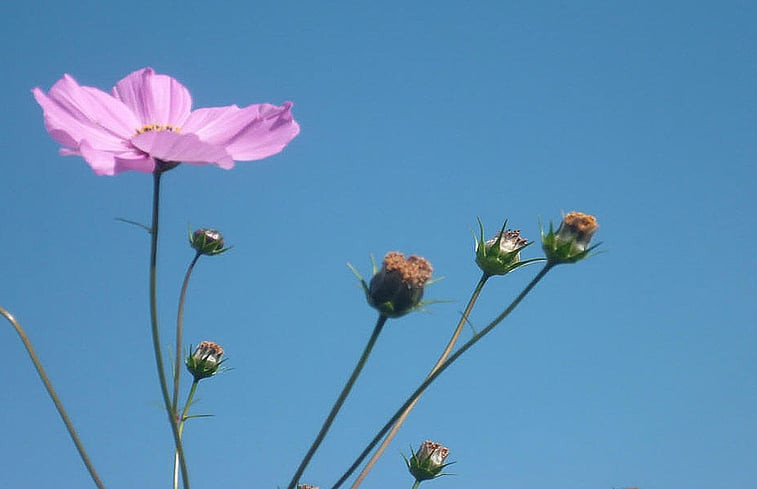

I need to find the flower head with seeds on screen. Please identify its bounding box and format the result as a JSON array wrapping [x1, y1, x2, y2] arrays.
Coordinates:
[[541, 211, 600, 264], [365, 252, 433, 318], [33, 67, 299, 176], [404, 440, 454, 483], [475, 218, 537, 276], [186, 341, 226, 381]]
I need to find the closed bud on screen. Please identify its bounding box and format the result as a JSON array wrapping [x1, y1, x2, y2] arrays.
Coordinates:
[[189, 228, 228, 256], [186, 341, 225, 381], [367, 252, 433, 318], [541, 211, 600, 264]]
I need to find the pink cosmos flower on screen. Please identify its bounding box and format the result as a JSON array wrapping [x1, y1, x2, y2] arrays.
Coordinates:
[[33, 67, 300, 176]]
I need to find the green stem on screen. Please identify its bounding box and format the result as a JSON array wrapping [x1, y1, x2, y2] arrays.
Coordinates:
[[350, 273, 490, 489], [173, 380, 200, 489], [1, 307, 106, 489], [411, 480, 420, 489], [148, 169, 190, 489], [331, 264, 554, 489], [172, 253, 202, 413], [286, 314, 389, 489]]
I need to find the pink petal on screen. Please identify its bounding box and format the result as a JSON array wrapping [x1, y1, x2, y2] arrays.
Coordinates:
[[181, 105, 249, 143], [112, 68, 192, 127], [113, 154, 156, 174], [76, 140, 154, 176], [131, 131, 234, 169], [33, 75, 139, 153], [182, 102, 300, 161]]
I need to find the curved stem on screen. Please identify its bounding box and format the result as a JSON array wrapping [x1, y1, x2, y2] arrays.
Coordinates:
[[1, 307, 107, 489], [173, 380, 200, 489], [286, 314, 389, 489], [172, 252, 202, 413], [331, 264, 554, 489], [350, 273, 490, 488], [148, 169, 190, 489]]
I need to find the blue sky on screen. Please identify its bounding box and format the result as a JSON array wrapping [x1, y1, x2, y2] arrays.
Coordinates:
[[1, 1, 755, 488]]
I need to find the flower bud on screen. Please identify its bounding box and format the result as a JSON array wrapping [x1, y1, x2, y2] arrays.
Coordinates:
[[541, 211, 600, 264], [404, 440, 453, 482], [186, 341, 225, 381], [475, 219, 529, 276], [367, 252, 433, 318], [189, 228, 228, 256]]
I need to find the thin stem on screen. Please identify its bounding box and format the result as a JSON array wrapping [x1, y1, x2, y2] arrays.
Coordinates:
[[331, 264, 554, 489], [411, 480, 420, 489], [350, 273, 490, 489], [173, 380, 200, 489], [172, 253, 202, 413], [286, 314, 389, 489], [1, 307, 107, 489], [148, 169, 191, 489]]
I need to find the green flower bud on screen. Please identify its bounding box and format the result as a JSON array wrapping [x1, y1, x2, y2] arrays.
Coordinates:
[[367, 252, 433, 318], [404, 440, 453, 483], [186, 341, 225, 381], [475, 219, 529, 276], [189, 228, 228, 256], [541, 211, 600, 264]]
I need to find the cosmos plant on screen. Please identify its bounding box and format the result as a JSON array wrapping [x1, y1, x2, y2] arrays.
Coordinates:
[[2, 67, 601, 489]]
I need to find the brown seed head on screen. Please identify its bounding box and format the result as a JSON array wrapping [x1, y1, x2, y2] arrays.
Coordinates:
[[196, 340, 224, 358], [383, 252, 433, 288], [562, 212, 599, 239]]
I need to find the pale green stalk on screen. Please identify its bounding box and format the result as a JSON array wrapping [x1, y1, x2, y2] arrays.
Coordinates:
[[148, 169, 190, 489], [172, 252, 201, 413], [286, 314, 389, 489], [1, 307, 106, 489], [173, 380, 200, 489]]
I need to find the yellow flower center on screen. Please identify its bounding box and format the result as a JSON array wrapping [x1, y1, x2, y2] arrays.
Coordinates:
[[135, 124, 181, 135]]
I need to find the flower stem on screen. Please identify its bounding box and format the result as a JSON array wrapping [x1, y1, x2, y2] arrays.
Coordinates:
[[331, 264, 554, 489], [172, 252, 202, 413], [1, 307, 106, 489], [350, 273, 490, 489], [411, 480, 420, 489], [173, 380, 200, 489], [148, 169, 190, 489], [286, 314, 389, 489]]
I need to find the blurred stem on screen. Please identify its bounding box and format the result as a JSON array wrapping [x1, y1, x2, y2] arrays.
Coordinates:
[[350, 273, 490, 488], [173, 380, 200, 489], [411, 481, 420, 489], [286, 314, 389, 489], [148, 169, 190, 489], [1, 307, 107, 489], [331, 263, 554, 489], [172, 252, 202, 413]]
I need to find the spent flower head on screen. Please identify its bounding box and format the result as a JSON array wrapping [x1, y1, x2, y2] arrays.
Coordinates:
[[190, 228, 229, 256], [366, 252, 433, 318], [475, 218, 538, 276], [404, 440, 454, 483], [541, 211, 600, 264], [33, 67, 299, 176], [186, 341, 225, 381], [350, 252, 433, 318]]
